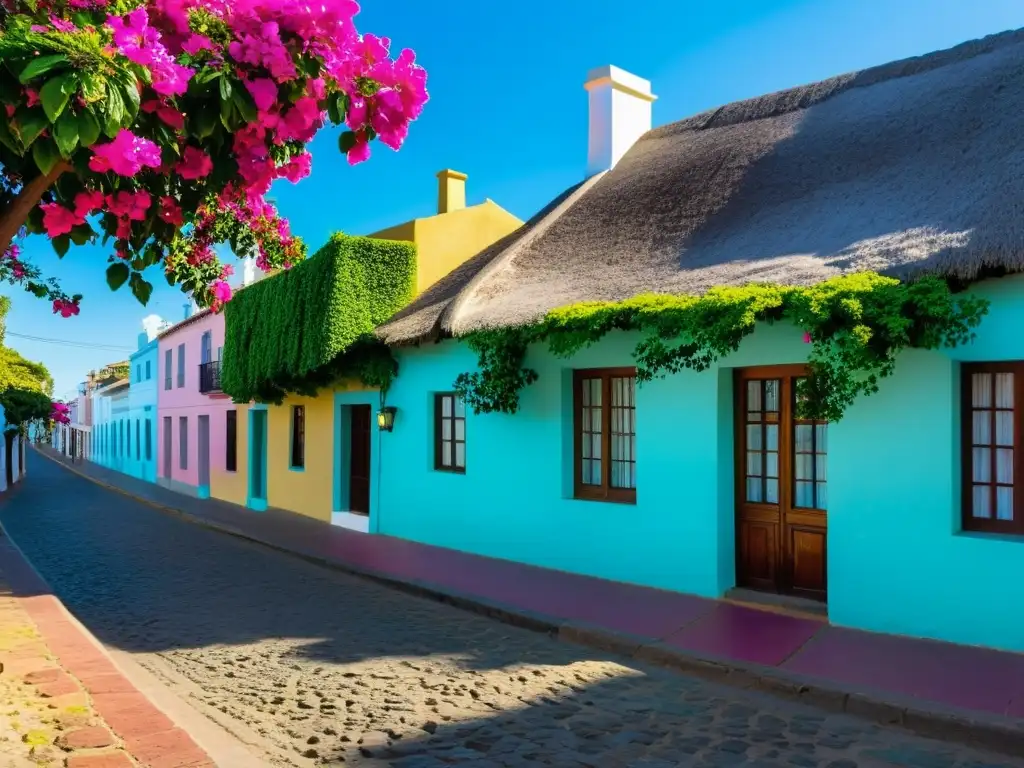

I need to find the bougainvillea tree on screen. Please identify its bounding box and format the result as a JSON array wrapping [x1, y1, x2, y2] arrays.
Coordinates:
[[0, 0, 428, 316]]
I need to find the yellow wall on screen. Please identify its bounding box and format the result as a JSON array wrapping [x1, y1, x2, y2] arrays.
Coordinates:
[[210, 404, 249, 506], [370, 200, 523, 295], [266, 393, 335, 522]]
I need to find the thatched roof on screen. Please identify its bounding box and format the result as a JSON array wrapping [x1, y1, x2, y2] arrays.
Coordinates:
[[378, 28, 1024, 344]]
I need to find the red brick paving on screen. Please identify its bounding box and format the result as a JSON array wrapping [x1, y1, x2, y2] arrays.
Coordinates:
[[0, 532, 214, 768], [59, 725, 117, 749], [66, 753, 136, 768]]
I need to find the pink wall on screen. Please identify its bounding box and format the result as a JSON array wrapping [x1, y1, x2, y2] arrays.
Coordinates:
[[156, 310, 235, 490]]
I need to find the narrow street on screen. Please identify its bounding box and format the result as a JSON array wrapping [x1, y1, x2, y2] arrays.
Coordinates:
[[0, 456, 1019, 768]]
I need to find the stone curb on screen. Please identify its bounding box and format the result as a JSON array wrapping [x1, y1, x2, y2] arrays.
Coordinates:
[[33, 447, 1024, 758]]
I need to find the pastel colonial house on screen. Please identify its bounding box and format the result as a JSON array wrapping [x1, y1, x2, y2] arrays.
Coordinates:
[[214, 171, 523, 529], [156, 293, 234, 498], [91, 376, 130, 473], [124, 315, 166, 482], [374, 31, 1024, 654]]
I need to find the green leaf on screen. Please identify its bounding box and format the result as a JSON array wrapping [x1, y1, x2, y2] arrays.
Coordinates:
[[53, 111, 79, 157], [326, 91, 349, 125], [193, 102, 218, 139], [218, 75, 233, 102], [31, 138, 60, 174], [15, 108, 48, 148], [119, 81, 140, 122], [231, 87, 257, 124], [19, 55, 68, 84], [219, 94, 238, 131], [79, 73, 105, 103], [129, 272, 153, 305], [51, 234, 70, 258], [102, 86, 125, 137], [106, 262, 130, 292], [40, 73, 75, 122], [78, 109, 100, 147], [339, 131, 358, 153], [0, 120, 18, 153], [69, 223, 93, 246]]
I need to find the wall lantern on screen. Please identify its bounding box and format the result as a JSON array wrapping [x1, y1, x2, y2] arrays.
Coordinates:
[[377, 406, 397, 432]]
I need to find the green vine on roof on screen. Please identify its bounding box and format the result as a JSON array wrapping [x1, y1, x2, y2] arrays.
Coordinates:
[[453, 273, 989, 422], [221, 232, 415, 404]]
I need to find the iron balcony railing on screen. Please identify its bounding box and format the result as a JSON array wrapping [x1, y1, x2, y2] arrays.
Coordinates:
[[198, 360, 222, 394]]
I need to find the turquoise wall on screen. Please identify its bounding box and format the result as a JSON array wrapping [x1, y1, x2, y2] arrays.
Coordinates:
[[381, 323, 808, 599], [380, 275, 1024, 653]]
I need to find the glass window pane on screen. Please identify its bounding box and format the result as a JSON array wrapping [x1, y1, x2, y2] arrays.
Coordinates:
[[816, 424, 828, 453], [442, 395, 452, 417], [746, 425, 762, 451], [627, 377, 635, 407], [973, 485, 992, 518], [816, 481, 828, 510], [765, 452, 779, 479], [455, 397, 466, 418], [611, 378, 623, 407], [795, 481, 814, 508], [996, 373, 1014, 409], [973, 411, 992, 445], [765, 479, 779, 504], [973, 373, 993, 408], [455, 420, 465, 441], [590, 407, 602, 433], [815, 454, 827, 482], [455, 442, 465, 469], [442, 420, 452, 440], [795, 424, 812, 453], [582, 432, 592, 459], [747, 381, 762, 413], [590, 459, 602, 484], [746, 478, 762, 503], [442, 442, 452, 467], [996, 411, 1013, 447], [589, 379, 602, 406], [997, 486, 1014, 521], [973, 447, 992, 483], [764, 380, 780, 412], [795, 454, 813, 481], [591, 434, 601, 460], [997, 448, 1013, 484], [746, 451, 762, 476], [766, 425, 779, 451]]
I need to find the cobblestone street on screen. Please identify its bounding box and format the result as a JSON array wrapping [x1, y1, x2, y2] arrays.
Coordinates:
[[0, 457, 1020, 768]]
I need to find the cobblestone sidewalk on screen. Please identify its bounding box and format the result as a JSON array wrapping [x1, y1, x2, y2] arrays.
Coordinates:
[[0, 531, 213, 768]]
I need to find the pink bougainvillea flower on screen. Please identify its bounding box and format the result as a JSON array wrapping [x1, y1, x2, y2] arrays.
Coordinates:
[[88, 130, 162, 176], [25, 88, 40, 108], [30, 25, 47, 33], [176, 146, 213, 180], [142, 99, 185, 131], [211, 279, 232, 303], [245, 78, 278, 112], [73, 189, 105, 219], [52, 298, 80, 318], [40, 203, 82, 237], [181, 33, 215, 55], [49, 16, 76, 32], [283, 152, 312, 183], [106, 190, 152, 220], [346, 132, 371, 165], [106, 9, 192, 96], [803, 332, 813, 344], [158, 195, 183, 226]]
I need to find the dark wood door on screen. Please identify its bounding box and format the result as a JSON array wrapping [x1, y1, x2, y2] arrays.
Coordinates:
[[735, 366, 828, 602], [349, 405, 371, 515]]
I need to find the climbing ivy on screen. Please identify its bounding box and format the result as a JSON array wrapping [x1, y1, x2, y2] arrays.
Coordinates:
[[453, 273, 989, 421], [221, 233, 415, 404]]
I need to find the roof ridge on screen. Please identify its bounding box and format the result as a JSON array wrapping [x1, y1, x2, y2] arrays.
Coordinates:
[[647, 26, 1024, 139], [442, 172, 606, 334]]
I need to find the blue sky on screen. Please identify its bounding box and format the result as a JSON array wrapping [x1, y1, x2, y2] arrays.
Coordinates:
[[4, 0, 1021, 399]]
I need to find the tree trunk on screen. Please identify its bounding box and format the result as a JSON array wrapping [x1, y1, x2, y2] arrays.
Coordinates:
[[5, 432, 13, 489], [0, 162, 71, 254]]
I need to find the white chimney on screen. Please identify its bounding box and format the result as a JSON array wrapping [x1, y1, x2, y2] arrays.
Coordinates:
[[584, 65, 656, 177], [241, 255, 259, 287], [183, 292, 197, 320]]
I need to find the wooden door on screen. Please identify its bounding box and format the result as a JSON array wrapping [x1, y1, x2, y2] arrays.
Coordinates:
[[349, 405, 371, 515], [735, 366, 828, 601]]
